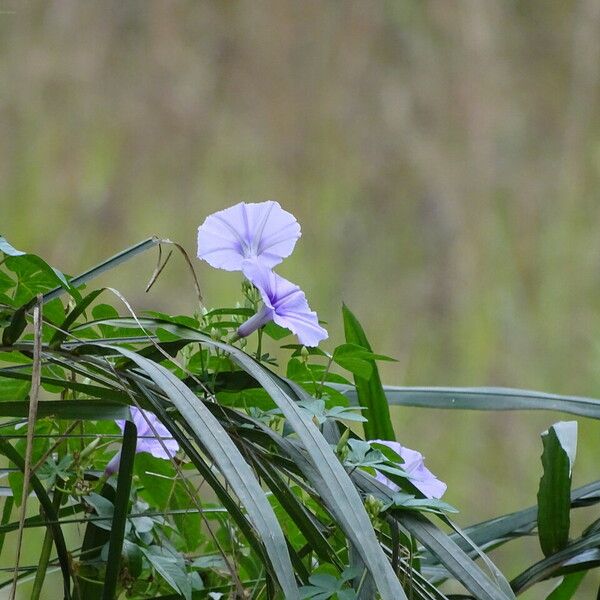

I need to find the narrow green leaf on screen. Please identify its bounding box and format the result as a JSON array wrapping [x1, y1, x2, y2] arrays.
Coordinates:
[[354, 470, 513, 600], [337, 385, 600, 419], [41, 237, 159, 305], [103, 420, 137, 600], [538, 422, 577, 557], [95, 319, 406, 600], [0, 439, 72, 599], [422, 480, 600, 566], [341, 304, 395, 440], [0, 400, 128, 420], [0, 497, 13, 555], [103, 345, 300, 600], [546, 572, 586, 600], [511, 531, 600, 594], [50, 288, 106, 348]]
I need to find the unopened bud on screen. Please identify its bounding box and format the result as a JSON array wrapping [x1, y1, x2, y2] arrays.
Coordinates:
[[365, 494, 384, 520], [300, 346, 309, 363]]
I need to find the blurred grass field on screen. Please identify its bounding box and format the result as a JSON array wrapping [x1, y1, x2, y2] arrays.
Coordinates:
[[2, 1, 600, 597]]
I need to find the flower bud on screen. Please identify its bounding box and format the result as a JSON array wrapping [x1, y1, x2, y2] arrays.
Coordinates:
[[300, 346, 309, 363]]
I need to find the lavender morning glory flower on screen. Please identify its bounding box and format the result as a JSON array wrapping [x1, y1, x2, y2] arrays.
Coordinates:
[[370, 439, 447, 499], [197, 201, 301, 271], [105, 407, 179, 475], [237, 260, 328, 347]]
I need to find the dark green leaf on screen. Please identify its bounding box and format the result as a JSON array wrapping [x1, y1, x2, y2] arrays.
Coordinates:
[[103, 419, 137, 600], [102, 344, 300, 599], [338, 385, 600, 419], [546, 572, 586, 599], [538, 422, 577, 557], [341, 304, 395, 441]]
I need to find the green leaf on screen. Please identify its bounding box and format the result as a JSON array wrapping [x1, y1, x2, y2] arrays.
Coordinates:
[[0, 438, 73, 598], [140, 545, 192, 600], [354, 469, 514, 600], [50, 288, 106, 347], [421, 480, 600, 568], [338, 385, 600, 419], [546, 572, 586, 599], [264, 321, 292, 340], [538, 421, 577, 557], [0, 400, 129, 420], [0, 236, 72, 293], [103, 420, 137, 600], [84, 493, 116, 531], [101, 344, 300, 600], [103, 318, 407, 600], [40, 237, 159, 306], [511, 531, 600, 593], [341, 304, 395, 441]]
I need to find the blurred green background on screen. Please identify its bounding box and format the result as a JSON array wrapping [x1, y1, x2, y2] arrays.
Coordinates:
[[2, 1, 600, 597]]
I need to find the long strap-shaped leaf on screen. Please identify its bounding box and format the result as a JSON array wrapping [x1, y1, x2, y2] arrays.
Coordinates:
[[354, 470, 514, 600], [198, 337, 407, 600], [95, 320, 407, 599], [103, 345, 299, 600], [422, 480, 600, 565], [336, 385, 600, 419], [103, 420, 137, 600], [0, 439, 72, 599]]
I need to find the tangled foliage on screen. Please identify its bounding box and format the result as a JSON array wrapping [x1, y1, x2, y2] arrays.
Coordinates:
[[0, 225, 598, 600]]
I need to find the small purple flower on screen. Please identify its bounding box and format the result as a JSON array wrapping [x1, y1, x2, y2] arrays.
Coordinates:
[[237, 260, 328, 347], [105, 407, 179, 475], [197, 201, 301, 272], [370, 439, 447, 499]]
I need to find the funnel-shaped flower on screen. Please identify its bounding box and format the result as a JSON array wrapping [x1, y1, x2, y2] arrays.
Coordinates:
[[197, 201, 301, 271], [106, 407, 179, 475], [237, 260, 328, 347], [370, 439, 447, 499]]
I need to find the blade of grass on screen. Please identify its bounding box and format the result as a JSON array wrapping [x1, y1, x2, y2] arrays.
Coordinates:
[[421, 480, 600, 567], [42, 237, 160, 305], [87, 318, 407, 600], [10, 297, 42, 600], [0, 400, 129, 420], [103, 420, 137, 600], [105, 346, 300, 599], [0, 497, 13, 555], [336, 385, 600, 419], [0, 438, 72, 599]]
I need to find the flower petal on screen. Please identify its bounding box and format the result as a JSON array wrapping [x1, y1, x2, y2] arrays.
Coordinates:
[[241, 261, 328, 347], [370, 439, 446, 499], [197, 201, 300, 271]]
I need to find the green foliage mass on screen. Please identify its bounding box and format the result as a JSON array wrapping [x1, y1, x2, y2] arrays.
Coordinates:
[[0, 239, 598, 599]]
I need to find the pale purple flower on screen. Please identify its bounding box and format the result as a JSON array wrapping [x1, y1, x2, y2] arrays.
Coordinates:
[[105, 407, 179, 475], [237, 260, 328, 347], [197, 201, 301, 271], [370, 439, 447, 499]]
